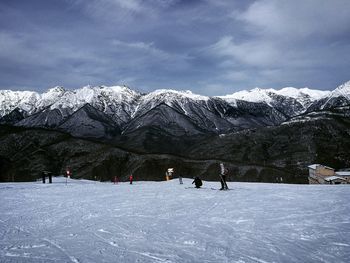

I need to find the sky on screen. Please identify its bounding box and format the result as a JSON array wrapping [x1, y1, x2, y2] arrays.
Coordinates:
[[0, 0, 349, 95]]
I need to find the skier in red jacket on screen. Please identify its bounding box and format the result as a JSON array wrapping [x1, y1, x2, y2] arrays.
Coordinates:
[[129, 174, 133, 184]]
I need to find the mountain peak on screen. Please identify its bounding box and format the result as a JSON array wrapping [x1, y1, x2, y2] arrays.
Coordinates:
[[333, 81, 350, 99], [270, 87, 330, 100], [100, 85, 141, 98], [221, 86, 331, 105], [46, 86, 65, 93], [222, 88, 272, 105], [145, 89, 209, 101], [130, 89, 210, 118]]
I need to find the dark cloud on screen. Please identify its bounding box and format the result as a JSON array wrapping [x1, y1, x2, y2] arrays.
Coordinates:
[[0, 0, 349, 95]]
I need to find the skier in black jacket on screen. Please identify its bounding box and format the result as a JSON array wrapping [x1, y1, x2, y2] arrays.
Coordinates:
[[192, 176, 203, 188]]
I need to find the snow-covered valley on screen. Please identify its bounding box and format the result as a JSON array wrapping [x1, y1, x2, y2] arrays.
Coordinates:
[[1, 178, 349, 262]]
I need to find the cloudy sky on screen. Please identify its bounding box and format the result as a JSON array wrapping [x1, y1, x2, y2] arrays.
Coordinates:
[[0, 0, 349, 95]]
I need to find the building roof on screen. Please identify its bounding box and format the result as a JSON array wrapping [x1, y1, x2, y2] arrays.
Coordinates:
[[308, 164, 334, 170], [324, 176, 347, 182], [308, 164, 319, 170], [336, 171, 350, 177]]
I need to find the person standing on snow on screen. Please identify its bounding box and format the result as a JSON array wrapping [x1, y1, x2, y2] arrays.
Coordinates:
[[219, 163, 229, 190], [129, 174, 133, 184], [178, 173, 183, 184]]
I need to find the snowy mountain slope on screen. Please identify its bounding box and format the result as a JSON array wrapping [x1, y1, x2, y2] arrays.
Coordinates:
[[123, 103, 207, 136], [0, 90, 40, 117], [0, 85, 141, 125], [0, 179, 349, 263], [58, 104, 120, 139], [132, 89, 234, 132], [15, 108, 64, 128], [0, 108, 25, 124], [307, 81, 350, 112], [219, 86, 331, 117], [46, 85, 141, 125], [332, 81, 350, 100], [37, 86, 66, 110], [220, 87, 273, 105], [220, 86, 329, 106], [133, 89, 210, 118], [219, 90, 303, 119], [274, 87, 329, 102], [224, 100, 287, 128]]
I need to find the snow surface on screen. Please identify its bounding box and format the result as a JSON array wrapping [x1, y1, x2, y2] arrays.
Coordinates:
[[1, 178, 349, 263]]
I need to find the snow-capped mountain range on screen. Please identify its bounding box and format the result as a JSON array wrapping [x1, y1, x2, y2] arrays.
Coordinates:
[[0, 86, 140, 123], [0, 81, 349, 138], [219, 87, 329, 108]]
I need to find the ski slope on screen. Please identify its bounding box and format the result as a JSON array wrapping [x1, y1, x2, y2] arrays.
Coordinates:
[[0, 178, 349, 263]]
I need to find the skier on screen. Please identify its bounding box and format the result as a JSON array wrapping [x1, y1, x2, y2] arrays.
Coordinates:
[[129, 174, 133, 184], [42, 171, 46, 184], [192, 176, 202, 188], [114, 176, 118, 184], [219, 163, 229, 190], [178, 173, 183, 184]]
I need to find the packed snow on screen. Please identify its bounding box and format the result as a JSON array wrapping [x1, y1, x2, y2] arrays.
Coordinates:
[[1, 177, 349, 263]]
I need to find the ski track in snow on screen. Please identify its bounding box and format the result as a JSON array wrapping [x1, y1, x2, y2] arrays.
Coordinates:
[[0, 178, 350, 262]]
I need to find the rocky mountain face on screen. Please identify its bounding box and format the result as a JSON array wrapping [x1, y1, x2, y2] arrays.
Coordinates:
[[0, 81, 349, 182]]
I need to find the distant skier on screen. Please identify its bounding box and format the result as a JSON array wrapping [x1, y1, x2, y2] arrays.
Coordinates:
[[178, 174, 183, 184], [114, 176, 118, 184], [129, 174, 133, 184], [219, 163, 229, 190], [42, 171, 46, 184], [192, 176, 202, 188]]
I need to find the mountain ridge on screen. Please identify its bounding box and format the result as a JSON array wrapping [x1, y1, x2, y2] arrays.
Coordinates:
[[2, 81, 348, 136], [0, 83, 337, 118]]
